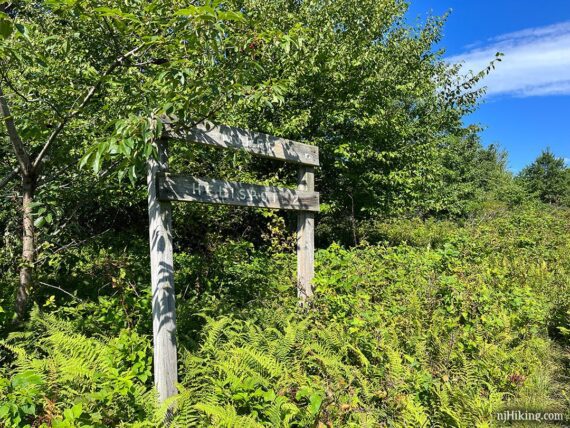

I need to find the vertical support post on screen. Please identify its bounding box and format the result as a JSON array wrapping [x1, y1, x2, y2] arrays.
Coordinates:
[[147, 139, 177, 402], [297, 166, 315, 302]]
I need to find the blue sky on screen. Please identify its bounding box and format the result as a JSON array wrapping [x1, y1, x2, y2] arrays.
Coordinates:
[[406, 1, 570, 171]]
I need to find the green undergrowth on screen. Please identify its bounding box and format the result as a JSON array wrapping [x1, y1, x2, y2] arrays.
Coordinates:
[[1, 205, 569, 427]]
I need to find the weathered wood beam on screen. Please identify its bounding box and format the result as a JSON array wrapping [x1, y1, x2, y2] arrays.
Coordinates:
[[165, 121, 319, 166], [157, 173, 320, 212]]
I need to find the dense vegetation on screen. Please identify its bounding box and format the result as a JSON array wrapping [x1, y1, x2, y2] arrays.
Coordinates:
[[1, 0, 569, 426], [1, 204, 569, 426]]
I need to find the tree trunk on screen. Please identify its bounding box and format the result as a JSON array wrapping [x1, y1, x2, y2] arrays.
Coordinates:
[[15, 173, 36, 319]]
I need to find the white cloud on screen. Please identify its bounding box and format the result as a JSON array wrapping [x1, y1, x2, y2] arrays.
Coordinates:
[[448, 21, 570, 97]]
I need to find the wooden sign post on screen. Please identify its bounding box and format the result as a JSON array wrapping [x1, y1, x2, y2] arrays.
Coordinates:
[[147, 121, 319, 402], [297, 166, 315, 300], [147, 139, 178, 402]]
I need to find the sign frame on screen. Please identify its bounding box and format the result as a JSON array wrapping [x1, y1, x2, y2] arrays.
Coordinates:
[[147, 122, 319, 403]]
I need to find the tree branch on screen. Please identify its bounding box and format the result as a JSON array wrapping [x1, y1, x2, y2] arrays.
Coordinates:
[[161, 99, 228, 138], [1, 71, 65, 119], [39, 281, 83, 302], [0, 166, 19, 190], [0, 84, 31, 175], [31, 44, 146, 171], [0, 71, 38, 103]]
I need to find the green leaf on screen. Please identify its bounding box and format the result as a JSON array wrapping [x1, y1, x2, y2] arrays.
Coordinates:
[[0, 12, 13, 39], [218, 11, 245, 22], [262, 389, 276, 401], [93, 7, 138, 21], [0, 405, 10, 419], [12, 371, 43, 388], [79, 151, 93, 170], [175, 6, 200, 16], [308, 392, 324, 416], [92, 150, 102, 174], [20, 403, 36, 416], [63, 407, 74, 421], [71, 403, 82, 418]]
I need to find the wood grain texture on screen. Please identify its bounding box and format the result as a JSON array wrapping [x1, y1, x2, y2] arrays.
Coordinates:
[[165, 121, 319, 166], [147, 140, 178, 403], [297, 166, 315, 302], [157, 173, 320, 212]]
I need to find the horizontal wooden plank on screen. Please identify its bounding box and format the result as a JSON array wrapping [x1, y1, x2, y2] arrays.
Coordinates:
[[164, 121, 319, 166], [157, 174, 320, 212]]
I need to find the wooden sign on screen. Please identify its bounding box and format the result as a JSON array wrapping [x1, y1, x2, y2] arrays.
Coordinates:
[[148, 122, 319, 404], [165, 121, 319, 166], [157, 173, 320, 212]]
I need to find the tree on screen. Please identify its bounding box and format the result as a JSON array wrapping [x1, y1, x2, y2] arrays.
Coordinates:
[[216, 0, 502, 244], [518, 149, 570, 205], [0, 0, 298, 318]]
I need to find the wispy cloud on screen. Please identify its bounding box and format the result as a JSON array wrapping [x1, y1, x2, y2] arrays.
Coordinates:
[[448, 21, 570, 97]]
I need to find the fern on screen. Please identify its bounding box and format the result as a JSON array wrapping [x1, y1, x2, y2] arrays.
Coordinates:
[[0, 308, 155, 426], [194, 403, 263, 427]]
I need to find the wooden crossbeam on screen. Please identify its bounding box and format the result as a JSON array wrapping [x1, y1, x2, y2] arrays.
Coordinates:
[[165, 121, 319, 166], [157, 173, 320, 212]]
